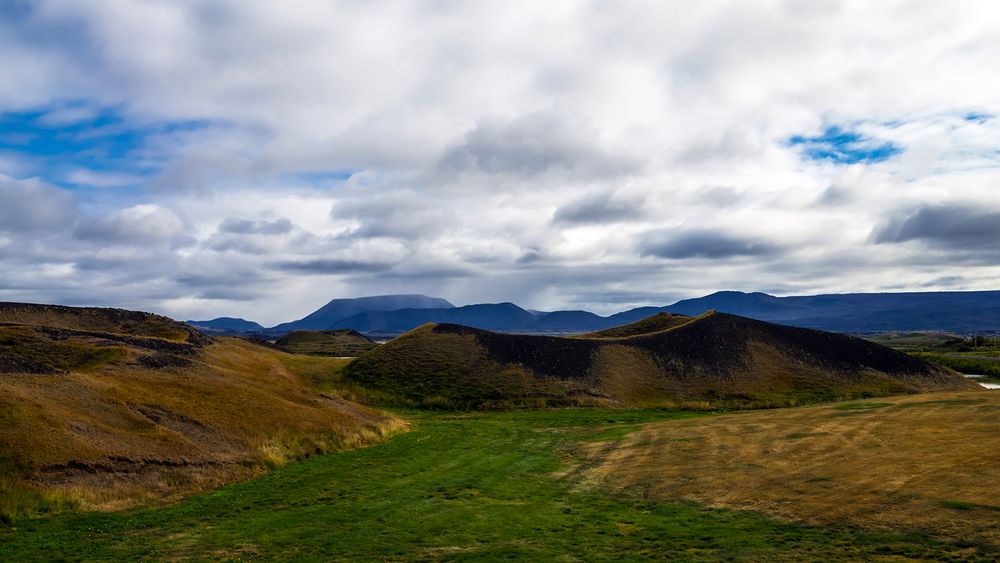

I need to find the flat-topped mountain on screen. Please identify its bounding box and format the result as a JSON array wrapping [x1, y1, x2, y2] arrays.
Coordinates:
[[344, 311, 977, 409], [185, 317, 266, 334], [270, 294, 454, 333], [331, 302, 537, 333]]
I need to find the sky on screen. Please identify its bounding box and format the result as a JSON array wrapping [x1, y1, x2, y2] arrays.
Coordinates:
[[1, 0, 999, 325]]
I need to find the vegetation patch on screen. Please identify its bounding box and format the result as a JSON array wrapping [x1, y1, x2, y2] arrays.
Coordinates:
[[0, 408, 983, 560], [0, 326, 125, 373], [575, 391, 1000, 554], [912, 352, 1000, 379], [940, 500, 1000, 512], [833, 402, 894, 411]]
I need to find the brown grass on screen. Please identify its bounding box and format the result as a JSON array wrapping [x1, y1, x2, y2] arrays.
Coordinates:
[[576, 390, 1000, 548], [0, 333, 405, 519]]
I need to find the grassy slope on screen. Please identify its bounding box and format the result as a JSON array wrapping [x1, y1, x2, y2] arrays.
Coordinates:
[[276, 330, 378, 357], [578, 391, 1000, 556], [0, 407, 980, 561], [345, 313, 976, 409], [579, 311, 700, 338], [0, 302, 198, 342], [0, 306, 402, 522]]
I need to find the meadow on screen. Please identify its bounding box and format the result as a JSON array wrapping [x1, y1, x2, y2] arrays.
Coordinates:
[[1, 405, 989, 561]]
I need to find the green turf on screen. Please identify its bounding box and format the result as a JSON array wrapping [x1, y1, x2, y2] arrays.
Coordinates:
[[0, 409, 983, 561]]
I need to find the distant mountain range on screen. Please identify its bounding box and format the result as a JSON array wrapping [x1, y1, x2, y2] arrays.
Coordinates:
[[186, 290, 1000, 337]]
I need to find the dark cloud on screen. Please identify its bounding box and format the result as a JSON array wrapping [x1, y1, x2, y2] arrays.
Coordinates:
[[639, 229, 779, 259], [74, 204, 188, 244], [437, 110, 640, 179], [219, 216, 293, 235], [332, 191, 453, 241], [697, 186, 746, 208], [871, 205, 1000, 248], [516, 247, 544, 264], [274, 259, 394, 274], [816, 185, 853, 206], [553, 192, 645, 224]]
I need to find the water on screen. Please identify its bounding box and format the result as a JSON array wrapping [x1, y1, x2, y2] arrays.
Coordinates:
[[963, 374, 1000, 389]]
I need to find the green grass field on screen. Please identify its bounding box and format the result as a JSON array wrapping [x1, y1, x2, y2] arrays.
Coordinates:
[[0, 408, 976, 561]]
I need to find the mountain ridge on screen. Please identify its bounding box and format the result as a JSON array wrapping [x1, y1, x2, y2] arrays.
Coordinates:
[[185, 289, 1000, 337]]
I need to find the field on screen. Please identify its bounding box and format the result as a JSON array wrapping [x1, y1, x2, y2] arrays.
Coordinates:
[[577, 391, 999, 556], [1, 403, 992, 561]]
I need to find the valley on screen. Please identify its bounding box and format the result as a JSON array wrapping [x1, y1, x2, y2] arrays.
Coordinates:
[[0, 300, 995, 561], [2, 405, 994, 561]]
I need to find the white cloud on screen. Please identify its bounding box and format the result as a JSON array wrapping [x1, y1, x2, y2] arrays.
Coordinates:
[[1, 0, 1000, 323]]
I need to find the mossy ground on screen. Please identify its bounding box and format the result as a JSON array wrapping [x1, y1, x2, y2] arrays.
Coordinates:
[[0, 408, 980, 561], [0, 326, 125, 372]]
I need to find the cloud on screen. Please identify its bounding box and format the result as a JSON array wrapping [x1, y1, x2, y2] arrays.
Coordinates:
[[75, 204, 187, 244], [0, 175, 76, 233], [553, 192, 645, 224], [0, 2, 999, 323], [274, 258, 393, 274], [871, 205, 1000, 249], [331, 189, 455, 241], [219, 216, 293, 235], [437, 110, 640, 180], [639, 229, 780, 260]]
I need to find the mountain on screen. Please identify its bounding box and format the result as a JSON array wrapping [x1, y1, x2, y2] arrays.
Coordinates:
[[343, 311, 977, 409], [269, 294, 454, 333], [666, 290, 1000, 332], [186, 317, 266, 334], [0, 302, 399, 518], [332, 302, 537, 333], [186, 289, 1000, 338], [331, 303, 672, 335]]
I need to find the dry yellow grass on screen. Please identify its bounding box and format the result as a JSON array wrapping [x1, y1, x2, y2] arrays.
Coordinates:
[[576, 390, 999, 548], [0, 333, 405, 517]]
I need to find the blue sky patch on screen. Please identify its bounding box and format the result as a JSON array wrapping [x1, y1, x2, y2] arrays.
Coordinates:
[[787, 125, 901, 165], [0, 102, 212, 188], [963, 112, 993, 123]]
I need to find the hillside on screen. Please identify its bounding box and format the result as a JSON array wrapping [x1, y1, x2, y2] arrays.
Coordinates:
[[581, 311, 699, 338], [276, 329, 378, 357], [344, 312, 977, 408], [0, 303, 401, 521]]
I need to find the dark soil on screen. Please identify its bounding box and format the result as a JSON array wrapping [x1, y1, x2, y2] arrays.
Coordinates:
[[433, 324, 601, 380], [0, 356, 58, 375], [137, 353, 193, 369]]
